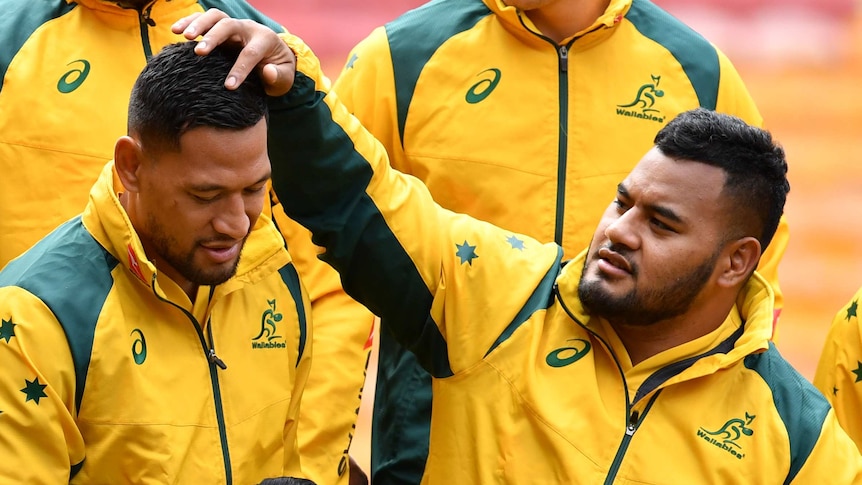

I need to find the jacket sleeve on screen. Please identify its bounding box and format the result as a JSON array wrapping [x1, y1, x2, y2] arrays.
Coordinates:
[[268, 35, 562, 376], [0, 287, 85, 482], [813, 287, 862, 453], [714, 48, 787, 326], [789, 409, 862, 483]]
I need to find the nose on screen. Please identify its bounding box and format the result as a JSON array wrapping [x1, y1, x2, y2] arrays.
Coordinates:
[[212, 194, 252, 240], [603, 209, 641, 251]]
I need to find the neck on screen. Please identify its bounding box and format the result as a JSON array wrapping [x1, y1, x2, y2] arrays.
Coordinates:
[[607, 298, 737, 366], [524, 0, 611, 44]]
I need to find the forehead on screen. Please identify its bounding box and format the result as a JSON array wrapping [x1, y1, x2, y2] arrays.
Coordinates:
[[623, 147, 727, 216], [152, 121, 271, 185]]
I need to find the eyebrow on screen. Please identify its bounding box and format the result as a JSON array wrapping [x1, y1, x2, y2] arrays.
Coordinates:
[[190, 171, 272, 192], [617, 183, 685, 224]]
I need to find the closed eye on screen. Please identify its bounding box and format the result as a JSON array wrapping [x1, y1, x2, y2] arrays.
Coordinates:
[[192, 192, 219, 203], [650, 217, 676, 232], [244, 184, 267, 196]]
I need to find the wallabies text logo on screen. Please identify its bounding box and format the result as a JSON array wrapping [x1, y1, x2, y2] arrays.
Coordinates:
[[696, 412, 756, 459], [616, 74, 665, 123], [252, 299, 287, 350]]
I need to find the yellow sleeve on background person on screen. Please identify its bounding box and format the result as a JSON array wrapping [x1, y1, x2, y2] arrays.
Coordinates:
[[270, 194, 375, 484], [332, 27, 404, 171], [813, 287, 862, 453]]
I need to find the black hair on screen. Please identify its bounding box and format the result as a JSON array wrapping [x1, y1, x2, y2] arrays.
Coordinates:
[[653, 108, 789, 250], [127, 41, 268, 154], [257, 478, 317, 485]]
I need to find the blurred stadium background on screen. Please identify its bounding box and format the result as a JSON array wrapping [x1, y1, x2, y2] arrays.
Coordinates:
[[249, 0, 862, 476]]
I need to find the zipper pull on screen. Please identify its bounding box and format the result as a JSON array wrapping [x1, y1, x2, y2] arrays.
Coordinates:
[[625, 410, 639, 436], [559, 45, 569, 73], [208, 348, 228, 370]]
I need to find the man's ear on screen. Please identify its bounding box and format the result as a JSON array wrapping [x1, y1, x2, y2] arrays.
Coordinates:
[[114, 136, 144, 193], [716, 237, 761, 288]]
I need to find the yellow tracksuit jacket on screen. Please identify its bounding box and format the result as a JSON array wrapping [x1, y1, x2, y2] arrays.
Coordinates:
[[267, 36, 861, 484], [0, 1, 373, 482], [0, 163, 311, 483]]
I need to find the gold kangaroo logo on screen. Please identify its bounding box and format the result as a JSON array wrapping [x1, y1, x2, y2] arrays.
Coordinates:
[[253, 299, 283, 341], [618, 75, 665, 113], [701, 412, 755, 449]]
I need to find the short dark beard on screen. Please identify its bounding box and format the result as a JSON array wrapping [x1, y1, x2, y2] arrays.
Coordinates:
[[577, 247, 719, 327], [146, 212, 246, 288]]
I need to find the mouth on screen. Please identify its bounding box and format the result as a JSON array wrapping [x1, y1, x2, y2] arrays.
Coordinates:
[[200, 241, 242, 264], [595, 246, 633, 276]]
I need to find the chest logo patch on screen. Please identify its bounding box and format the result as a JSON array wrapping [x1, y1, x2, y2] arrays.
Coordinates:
[[546, 338, 591, 367], [57, 60, 91, 94], [466, 68, 501, 104], [252, 299, 287, 349], [696, 412, 755, 460], [130, 328, 147, 365], [616, 74, 666, 123]]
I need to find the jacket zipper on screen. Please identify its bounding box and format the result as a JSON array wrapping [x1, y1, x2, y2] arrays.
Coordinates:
[[553, 43, 571, 246], [603, 391, 661, 484], [517, 12, 610, 248], [554, 284, 660, 484], [151, 277, 233, 484], [138, 4, 156, 59], [206, 316, 233, 483]]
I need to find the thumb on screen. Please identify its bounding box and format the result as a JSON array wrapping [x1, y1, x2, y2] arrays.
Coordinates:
[[261, 62, 295, 97]]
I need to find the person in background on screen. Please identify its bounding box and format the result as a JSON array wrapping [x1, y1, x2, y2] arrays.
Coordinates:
[[813, 287, 862, 452], [0, 1, 372, 483], [330, 0, 790, 480], [170, 14, 860, 482], [0, 41, 311, 483]]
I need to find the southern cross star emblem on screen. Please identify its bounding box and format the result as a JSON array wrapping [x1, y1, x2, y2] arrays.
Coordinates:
[[0, 318, 17, 344], [506, 235, 525, 251], [21, 377, 48, 405], [847, 300, 858, 321], [455, 240, 478, 266]]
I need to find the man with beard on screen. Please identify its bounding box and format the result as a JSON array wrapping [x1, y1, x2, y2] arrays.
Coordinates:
[[331, 0, 791, 479], [0, 1, 373, 483], [178, 13, 862, 482], [0, 42, 313, 483]]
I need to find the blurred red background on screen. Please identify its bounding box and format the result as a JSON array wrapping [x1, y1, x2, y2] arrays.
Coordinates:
[[248, 0, 862, 477]]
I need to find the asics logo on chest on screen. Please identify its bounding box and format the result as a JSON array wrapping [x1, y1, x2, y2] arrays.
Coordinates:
[[57, 60, 91, 94], [546, 338, 591, 367], [466, 68, 501, 104], [130, 328, 147, 365]]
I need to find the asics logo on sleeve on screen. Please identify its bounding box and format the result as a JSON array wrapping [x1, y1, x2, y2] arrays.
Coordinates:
[[57, 60, 91, 94], [130, 328, 147, 365], [466, 68, 501, 104], [546, 338, 591, 367]]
